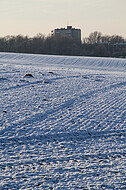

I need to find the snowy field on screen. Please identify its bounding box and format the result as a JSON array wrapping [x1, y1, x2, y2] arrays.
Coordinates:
[[0, 52, 126, 190]]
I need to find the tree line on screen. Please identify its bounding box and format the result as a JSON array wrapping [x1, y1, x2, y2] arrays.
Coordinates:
[[0, 31, 126, 58]]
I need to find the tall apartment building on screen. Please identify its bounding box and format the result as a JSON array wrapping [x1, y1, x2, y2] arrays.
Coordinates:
[[51, 26, 81, 43]]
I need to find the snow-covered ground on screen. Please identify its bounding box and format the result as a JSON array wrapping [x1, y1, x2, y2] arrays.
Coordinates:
[[0, 52, 126, 190]]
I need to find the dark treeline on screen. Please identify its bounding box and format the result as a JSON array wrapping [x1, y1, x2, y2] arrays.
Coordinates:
[[0, 31, 126, 57]]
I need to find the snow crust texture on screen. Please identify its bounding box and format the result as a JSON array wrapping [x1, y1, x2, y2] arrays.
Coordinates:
[[0, 53, 126, 189]]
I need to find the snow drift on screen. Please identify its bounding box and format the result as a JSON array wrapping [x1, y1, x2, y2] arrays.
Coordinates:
[[0, 52, 126, 71]]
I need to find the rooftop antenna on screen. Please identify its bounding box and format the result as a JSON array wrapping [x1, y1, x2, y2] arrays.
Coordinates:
[[67, 21, 69, 27]]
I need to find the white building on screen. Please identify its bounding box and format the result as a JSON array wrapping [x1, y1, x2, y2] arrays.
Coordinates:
[[51, 26, 81, 43]]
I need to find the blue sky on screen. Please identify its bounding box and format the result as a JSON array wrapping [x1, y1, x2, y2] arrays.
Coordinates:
[[0, 0, 126, 38]]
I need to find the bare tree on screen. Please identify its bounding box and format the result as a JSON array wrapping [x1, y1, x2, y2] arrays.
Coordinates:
[[87, 31, 102, 44]]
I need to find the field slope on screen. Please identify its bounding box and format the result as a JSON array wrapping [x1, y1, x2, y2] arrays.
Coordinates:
[[0, 53, 126, 189]]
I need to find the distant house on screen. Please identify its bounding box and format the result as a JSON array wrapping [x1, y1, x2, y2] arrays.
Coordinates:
[[51, 26, 81, 43]]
